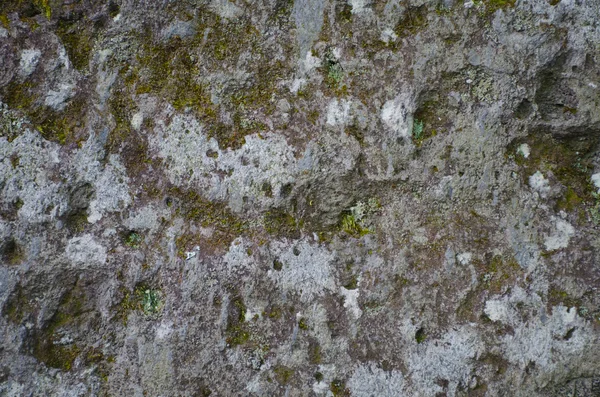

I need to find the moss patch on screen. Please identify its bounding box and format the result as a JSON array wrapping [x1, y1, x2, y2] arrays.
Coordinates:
[[264, 209, 302, 239], [171, 187, 247, 256], [31, 283, 89, 371], [226, 295, 250, 347], [55, 17, 95, 71], [116, 283, 163, 324], [394, 5, 428, 38], [1, 238, 25, 265], [273, 365, 294, 385], [508, 132, 597, 219], [330, 379, 350, 397], [2, 284, 34, 324]]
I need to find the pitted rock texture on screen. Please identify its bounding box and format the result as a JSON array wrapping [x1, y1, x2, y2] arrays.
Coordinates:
[[1, 0, 600, 396]]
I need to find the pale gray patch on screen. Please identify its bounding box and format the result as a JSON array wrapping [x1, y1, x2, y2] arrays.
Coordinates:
[[293, 0, 327, 59], [268, 239, 336, 302], [66, 234, 107, 268], [44, 83, 76, 111], [348, 363, 406, 397], [18, 48, 41, 77]]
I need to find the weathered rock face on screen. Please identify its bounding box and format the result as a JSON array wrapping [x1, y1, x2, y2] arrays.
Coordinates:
[[1, 0, 600, 395]]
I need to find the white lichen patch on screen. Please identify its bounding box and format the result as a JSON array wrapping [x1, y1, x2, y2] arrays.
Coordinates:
[[349, 0, 370, 14], [268, 239, 336, 302], [66, 234, 107, 267], [19, 48, 41, 77], [348, 363, 406, 396], [544, 217, 574, 251], [326, 99, 352, 126], [529, 171, 550, 195], [155, 321, 174, 340], [340, 286, 362, 319], [516, 143, 530, 158], [73, 141, 131, 223], [407, 327, 482, 396], [44, 83, 76, 111], [131, 112, 144, 130], [150, 112, 300, 212], [0, 129, 62, 223], [457, 252, 472, 265], [222, 238, 258, 275], [124, 205, 166, 234], [591, 172, 600, 192], [381, 93, 414, 139]]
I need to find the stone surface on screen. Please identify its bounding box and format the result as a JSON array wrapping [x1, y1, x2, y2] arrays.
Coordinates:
[[1, 0, 600, 396]]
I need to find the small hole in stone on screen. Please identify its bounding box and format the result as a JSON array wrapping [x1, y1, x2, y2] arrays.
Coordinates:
[[415, 327, 427, 344], [563, 327, 576, 340], [280, 183, 293, 198]]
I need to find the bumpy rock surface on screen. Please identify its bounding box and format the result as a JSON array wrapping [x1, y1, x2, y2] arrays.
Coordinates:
[[1, 0, 600, 395]]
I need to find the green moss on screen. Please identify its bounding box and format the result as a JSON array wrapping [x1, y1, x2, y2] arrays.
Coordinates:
[[346, 123, 364, 144], [0, 0, 51, 20], [1, 238, 25, 265], [547, 288, 581, 310], [2, 284, 33, 324], [226, 296, 250, 347], [33, 341, 81, 371], [343, 275, 358, 290], [413, 99, 448, 146], [31, 284, 89, 371], [479, 353, 509, 375], [273, 365, 294, 385], [308, 340, 322, 364], [55, 18, 94, 71], [340, 213, 369, 237], [330, 379, 350, 397], [64, 209, 88, 234], [2, 81, 37, 111], [412, 119, 424, 143], [123, 231, 143, 248], [415, 327, 427, 343], [480, 255, 521, 293], [2, 79, 88, 145], [171, 187, 247, 256], [475, 0, 516, 15], [36, 0, 51, 19], [556, 187, 582, 212], [457, 254, 523, 322], [298, 318, 309, 330], [394, 5, 428, 38], [266, 305, 282, 320], [320, 50, 347, 97], [264, 209, 302, 239], [508, 133, 597, 218], [116, 284, 163, 323], [0, 13, 9, 28], [272, 259, 283, 271], [139, 288, 161, 314], [134, 33, 217, 118]]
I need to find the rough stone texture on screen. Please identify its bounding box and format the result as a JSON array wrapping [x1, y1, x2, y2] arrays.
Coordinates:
[[1, 0, 600, 396]]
